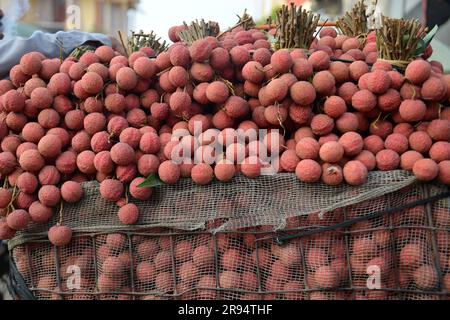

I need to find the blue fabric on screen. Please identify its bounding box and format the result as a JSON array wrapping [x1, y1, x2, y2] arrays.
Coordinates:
[[0, 30, 112, 79]]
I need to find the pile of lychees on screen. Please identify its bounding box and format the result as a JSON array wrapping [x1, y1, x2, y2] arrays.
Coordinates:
[[0, 23, 449, 246]]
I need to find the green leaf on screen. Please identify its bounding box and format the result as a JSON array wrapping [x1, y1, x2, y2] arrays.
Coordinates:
[[414, 25, 439, 57], [138, 174, 165, 188], [414, 38, 427, 56], [423, 25, 439, 47]]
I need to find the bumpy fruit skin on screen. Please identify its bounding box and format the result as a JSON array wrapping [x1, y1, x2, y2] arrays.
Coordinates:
[[427, 119, 450, 142], [0, 189, 12, 209], [100, 179, 124, 202], [117, 203, 139, 225], [399, 100, 427, 122], [290, 81, 316, 106], [6, 209, 30, 231], [214, 159, 236, 182], [19, 149, 45, 173], [0, 220, 16, 240], [339, 132, 364, 157], [48, 225, 73, 246], [0, 152, 17, 175], [343, 161, 368, 186], [110, 143, 136, 166], [130, 177, 152, 201], [413, 159, 439, 182], [158, 161, 181, 185], [319, 142, 345, 163], [28, 201, 53, 223], [366, 70, 391, 95], [296, 159, 322, 183], [352, 90, 377, 113], [38, 185, 61, 207], [405, 60, 431, 85], [376, 150, 400, 171], [61, 181, 84, 203], [438, 161, 450, 184]]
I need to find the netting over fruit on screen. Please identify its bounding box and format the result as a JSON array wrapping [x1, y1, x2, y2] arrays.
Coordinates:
[[8, 174, 450, 300]]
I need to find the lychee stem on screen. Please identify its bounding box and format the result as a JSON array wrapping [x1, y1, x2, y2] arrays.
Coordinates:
[[372, 112, 383, 129], [125, 185, 129, 205], [58, 201, 64, 226]]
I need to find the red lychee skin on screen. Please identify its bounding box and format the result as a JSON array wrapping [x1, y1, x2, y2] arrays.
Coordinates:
[[352, 90, 377, 113], [158, 161, 181, 185], [292, 59, 313, 81], [271, 49, 293, 74], [408, 132, 433, 154], [116, 67, 138, 91], [438, 161, 450, 184], [61, 181, 84, 204], [413, 159, 439, 182], [312, 71, 336, 96], [224, 96, 250, 119], [290, 81, 316, 106], [229, 46, 250, 67], [321, 163, 344, 186], [354, 150, 376, 171], [0, 151, 18, 176], [38, 185, 61, 207], [0, 220, 16, 240], [337, 82, 358, 105], [118, 203, 139, 225], [385, 133, 409, 155], [110, 143, 135, 166], [242, 61, 265, 84], [429, 142, 450, 163], [38, 166, 61, 186], [376, 149, 400, 171], [48, 225, 73, 246], [100, 179, 124, 202], [130, 177, 152, 201], [95, 46, 115, 63], [348, 61, 369, 81], [401, 151, 424, 171], [133, 57, 158, 79], [413, 265, 438, 291], [399, 99, 427, 123], [3, 90, 26, 113], [427, 119, 450, 142], [366, 70, 392, 94], [324, 96, 347, 119], [329, 61, 350, 83], [308, 50, 330, 71], [421, 77, 447, 102], [23, 78, 46, 97], [339, 132, 364, 157], [16, 172, 38, 194], [6, 209, 30, 231], [296, 137, 320, 160], [280, 150, 300, 173], [319, 142, 345, 163], [296, 159, 322, 183], [378, 89, 401, 112], [405, 60, 432, 85], [28, 201, 53, 223], [191, 163, 214, 186], [214, 159, 236, 182], [20, 52, 43, 76], [19, 149, 45, 173], [343, 160, 368, 186], [0, 189, 12, 209]]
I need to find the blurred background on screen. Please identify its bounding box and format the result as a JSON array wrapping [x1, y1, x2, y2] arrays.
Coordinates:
[[0, 0, 449, 43], [1, 0, 448, 75]]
